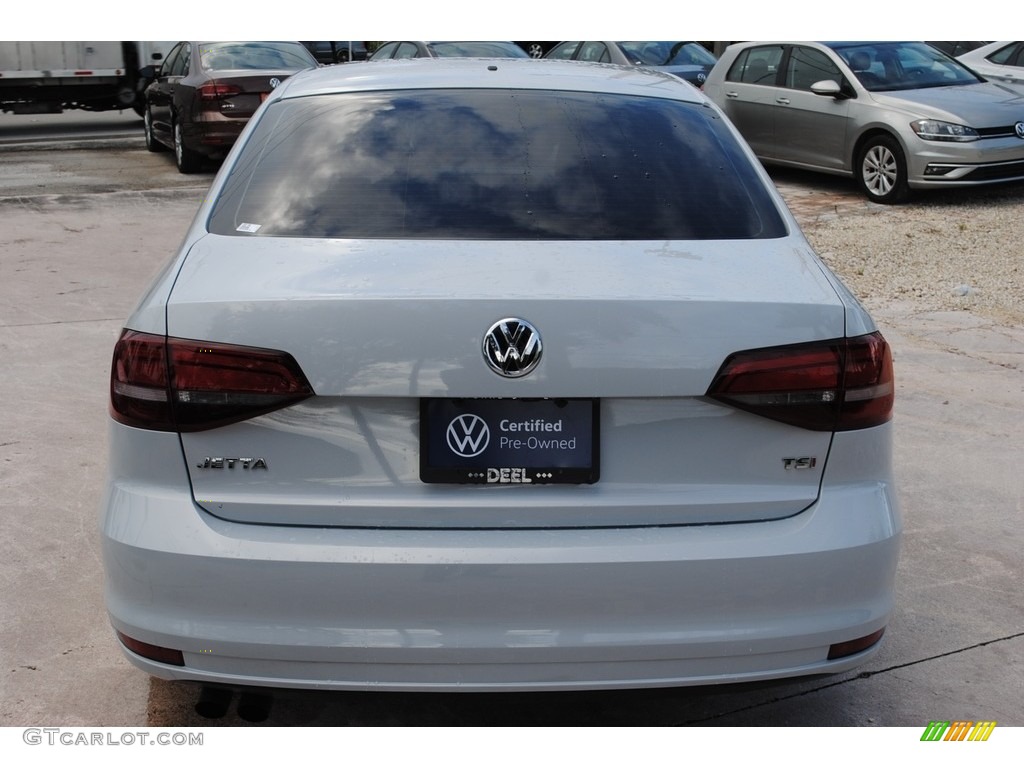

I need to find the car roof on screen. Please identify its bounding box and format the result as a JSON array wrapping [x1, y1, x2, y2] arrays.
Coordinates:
[[961, 40, 1017, 58], [728, 41, 920, 50], [276, 57, 708, 103]]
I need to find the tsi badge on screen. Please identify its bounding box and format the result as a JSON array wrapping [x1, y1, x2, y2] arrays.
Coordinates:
[[782, 457, 817, 470]]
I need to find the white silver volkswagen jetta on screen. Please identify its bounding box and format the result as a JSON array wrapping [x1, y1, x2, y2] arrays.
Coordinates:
[[101, 58, 901, 692]]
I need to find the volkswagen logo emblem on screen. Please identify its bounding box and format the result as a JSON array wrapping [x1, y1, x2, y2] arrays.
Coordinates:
[[269, 77, 282, 89], [1016, 121, 1024, 140], [483, 318, 542, 378], [446, 414, 490, 457]]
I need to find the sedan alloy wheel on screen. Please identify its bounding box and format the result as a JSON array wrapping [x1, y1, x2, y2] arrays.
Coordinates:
[[144, 107, 164, 153], [173, 120, 202, 174]]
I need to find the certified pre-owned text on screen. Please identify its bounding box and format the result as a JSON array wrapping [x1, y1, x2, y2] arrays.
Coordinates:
[[500, 418, 563, 432], [500, 435, 577, 450], [499, 418, 575, 450]]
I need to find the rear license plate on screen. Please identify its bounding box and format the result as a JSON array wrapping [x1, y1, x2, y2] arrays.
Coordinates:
[[420, 399, 599, 484]]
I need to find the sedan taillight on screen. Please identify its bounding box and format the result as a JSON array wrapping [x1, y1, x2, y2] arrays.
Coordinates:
[[706, 332, 893, 431], [198, 83, 243, 100], [110, 330, 313, 432]]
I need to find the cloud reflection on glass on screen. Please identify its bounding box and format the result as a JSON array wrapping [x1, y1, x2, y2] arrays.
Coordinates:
[[210, 89, 784, 240]]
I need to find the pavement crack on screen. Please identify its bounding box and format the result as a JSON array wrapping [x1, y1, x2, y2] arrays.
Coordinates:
[[0, 317, 123, 329], [674, 630, 1024, 725]]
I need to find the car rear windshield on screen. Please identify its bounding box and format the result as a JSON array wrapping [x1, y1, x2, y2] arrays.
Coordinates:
[[207, 88, 787, 240], [199, 42, 316, 72], [427, 42, 529, 58]]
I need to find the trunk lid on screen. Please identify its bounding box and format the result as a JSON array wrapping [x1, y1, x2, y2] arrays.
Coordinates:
[[205, 72, 295, 118], [169, 235, 847, 529]]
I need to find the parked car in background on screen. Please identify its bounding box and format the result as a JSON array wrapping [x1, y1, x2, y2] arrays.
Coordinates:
[[143, 41, 318, 173], [704, 41, 1024, 203], [103, 58, 901, 695], [543, 41, 717, 87], [515, 41, 557, 58], [957, 41, 1024, 89], [926, 41, 990, 58], [369, 41, 529, 60], [301, 41, 368, 64]]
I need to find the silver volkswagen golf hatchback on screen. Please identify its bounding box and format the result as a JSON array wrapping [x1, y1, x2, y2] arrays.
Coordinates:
[[102, 58, 901, 692], [704, 41, 1024, 204]]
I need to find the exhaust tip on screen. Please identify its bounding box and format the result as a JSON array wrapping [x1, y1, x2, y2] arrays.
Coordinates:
[[195, 686, 233, 719], [237, 692, 273, 722]]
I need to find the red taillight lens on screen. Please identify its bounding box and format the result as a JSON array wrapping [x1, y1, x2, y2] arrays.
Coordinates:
[[110, 331, 173, 430], [110, 330, 313, 432], [199, 83, 242, 100], [827, 627, 885, 660], [116, 631, 184, 666], [840, 332, 895, 430], [706, 332, 893, 431]]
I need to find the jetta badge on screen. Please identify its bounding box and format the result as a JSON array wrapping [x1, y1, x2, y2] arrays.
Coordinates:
[[483, 318, 542, 378], [1016, 121, 1024, 140]]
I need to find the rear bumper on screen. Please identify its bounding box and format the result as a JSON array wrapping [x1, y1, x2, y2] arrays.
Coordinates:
[[101, 426, 901, 692], [185, 113, 247, 157]]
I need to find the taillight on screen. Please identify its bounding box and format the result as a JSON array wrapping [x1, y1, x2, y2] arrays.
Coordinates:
[[116, 631, 184, 666], [827, 628, 885, 660], [110, 330, 313, 432], [199, 83, 242, 100], [706, 332, 893, 431]]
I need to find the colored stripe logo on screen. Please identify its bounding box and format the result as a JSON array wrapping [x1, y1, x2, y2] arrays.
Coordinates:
[[921, 721, 997, 741]]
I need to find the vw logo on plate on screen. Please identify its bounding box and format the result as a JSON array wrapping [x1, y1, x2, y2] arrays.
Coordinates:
[[446, 414, 490, 458], [483, 318, 542, 378]]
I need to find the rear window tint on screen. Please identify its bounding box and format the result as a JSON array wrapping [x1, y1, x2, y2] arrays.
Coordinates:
[[199, 42, 315, 71], [208, 89, 786, 240]]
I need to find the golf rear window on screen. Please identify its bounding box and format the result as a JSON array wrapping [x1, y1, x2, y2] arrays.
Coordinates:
[[208, 88, 786, 240]]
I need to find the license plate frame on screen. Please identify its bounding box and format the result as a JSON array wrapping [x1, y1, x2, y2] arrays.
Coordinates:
[[420, 398, 599, 485]]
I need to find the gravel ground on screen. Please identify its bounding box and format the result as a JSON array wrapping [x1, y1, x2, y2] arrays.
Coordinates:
[[795, 180, 1024, 327]]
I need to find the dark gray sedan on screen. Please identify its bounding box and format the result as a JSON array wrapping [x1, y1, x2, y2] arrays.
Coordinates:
[[143, 41, 318, 173]]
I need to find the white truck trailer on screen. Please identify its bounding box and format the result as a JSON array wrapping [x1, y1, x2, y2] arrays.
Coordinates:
[[0, 41, 173, 115]]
